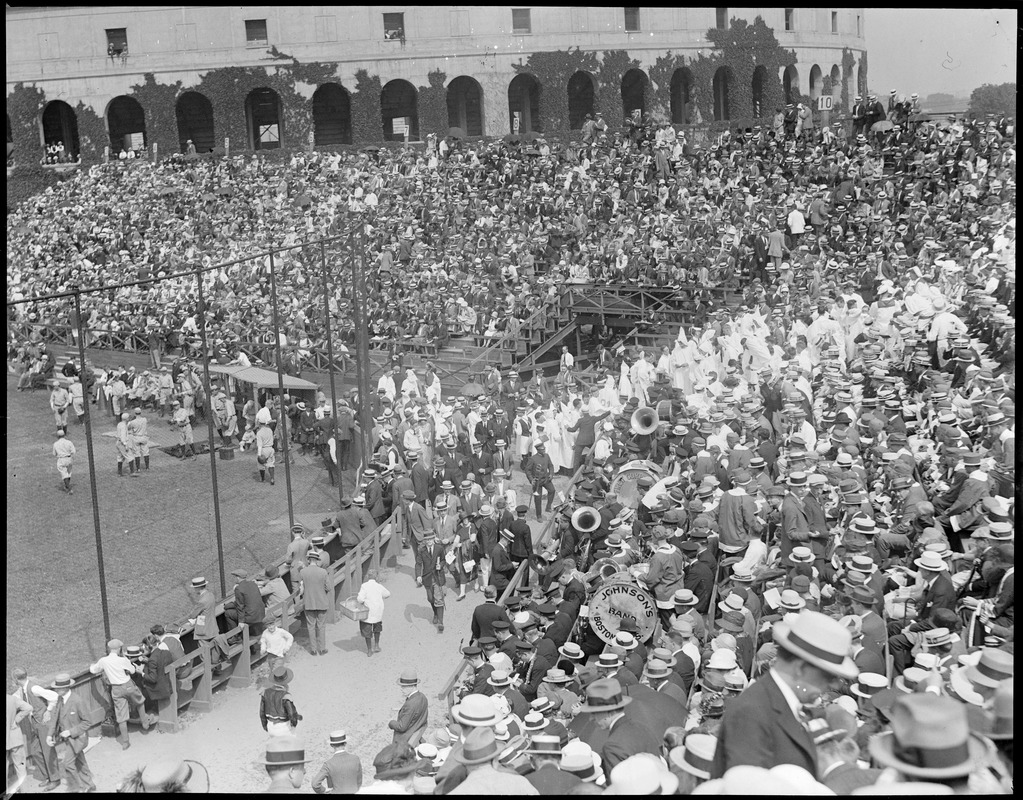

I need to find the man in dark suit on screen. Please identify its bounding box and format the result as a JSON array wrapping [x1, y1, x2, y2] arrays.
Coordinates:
[[310, 730, 363, 794], [577, 678, 661, 783], [388, 671, 428, 747], [751, 223, 770, 281], [681, 541, 715, 614], [888, 554, 956, 673], [466, 442, 494, 487], [566, 408, 611, 470], [300, 552, 332, 655], [409, 451, 431, 504], [507, 505, 535, 586], [47, 674, 97, 792], [225, 568, 266, 638], [489, 530, 516, 596], [469, 586, 509, 642], [713, 612, 857, 777]]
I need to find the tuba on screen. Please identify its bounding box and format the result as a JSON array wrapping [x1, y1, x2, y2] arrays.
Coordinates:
[[631, 407, 658, 435], [571, 505, 601, 533]]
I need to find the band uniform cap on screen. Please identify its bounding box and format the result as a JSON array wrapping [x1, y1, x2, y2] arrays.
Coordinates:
[[261, 735, 310, 766], [869, 694, 986, 779], [773, 610, 858, 680]]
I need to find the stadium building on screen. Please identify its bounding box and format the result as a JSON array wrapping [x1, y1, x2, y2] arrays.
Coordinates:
[[6, 6, 867, 162]]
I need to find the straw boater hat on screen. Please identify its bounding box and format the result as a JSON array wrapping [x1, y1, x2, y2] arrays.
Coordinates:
[[773, 611, 858, 680], [869, 694, 987, 779], [261, 735, 310, 766], [669, 734, 717, 780]]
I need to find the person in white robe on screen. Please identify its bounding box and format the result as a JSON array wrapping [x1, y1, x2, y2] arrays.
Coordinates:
[[618, 356, 633, 400]]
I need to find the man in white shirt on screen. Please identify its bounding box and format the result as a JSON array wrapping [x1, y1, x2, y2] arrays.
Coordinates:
[[11, 668, 61, 790], [357, 571, 391, 657], [377, 366, 399, 402], [88, 639, 154, 748]]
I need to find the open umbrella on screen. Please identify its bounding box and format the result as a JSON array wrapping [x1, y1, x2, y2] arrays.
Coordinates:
[[361, 145, 381, 152], [201, 192, 216, 201], [159, 187, 177, 197], [215, 186, 235, 197], [502, 133, 521, 144], [523, 147, 541, 156], [461, 381, 485, 397], [294, 193, 312, 208], [521, 131, 542, 142], [183, 152, 202, 161], [871, 120, 894, 133], [448, 126, 466, 139]]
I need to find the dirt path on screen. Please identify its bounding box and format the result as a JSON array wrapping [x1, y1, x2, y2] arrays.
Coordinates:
[[17, 477, 562, 792]]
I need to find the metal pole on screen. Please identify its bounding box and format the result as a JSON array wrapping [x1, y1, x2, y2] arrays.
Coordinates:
[[194, 268, 228, 598], [267, 247, 296, 528], [74, 290, 112, 642], [319, 239, 345, 507], [355, 225, 373, 469]]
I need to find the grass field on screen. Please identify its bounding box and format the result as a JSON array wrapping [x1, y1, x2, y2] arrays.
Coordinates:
[[5, 374, 357, 680]]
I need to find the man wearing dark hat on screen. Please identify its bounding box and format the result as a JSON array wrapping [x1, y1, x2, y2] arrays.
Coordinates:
[[262, 734, 310, 792], [46, 673, 96, 793], [525, 442, 556, 521], [335, 495, 373, 557], [300, 552, 332, 656], [712, 611, 858, 777], [260, 665, 302, 737], [523, 733, 581, 793], [508, 504, 535, 587], [388, 670, 429, 748], [576, 678, 659, 782], [470, 585, 510, 643], [310, 729, 362, 794]]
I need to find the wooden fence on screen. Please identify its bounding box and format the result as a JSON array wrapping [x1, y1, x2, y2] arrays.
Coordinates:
[[60, 509, 404, 735]]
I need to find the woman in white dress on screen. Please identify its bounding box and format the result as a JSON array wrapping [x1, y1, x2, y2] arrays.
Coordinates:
[[618, 355, 633, 400], [559, 397, 582, 474]]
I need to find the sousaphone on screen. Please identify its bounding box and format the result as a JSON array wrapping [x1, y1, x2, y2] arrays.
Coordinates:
[[571, 505, 600, 533]]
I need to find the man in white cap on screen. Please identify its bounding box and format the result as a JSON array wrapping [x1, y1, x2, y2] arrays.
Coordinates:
[[88, 639, 154, 749], [712, 611, 858, 777]]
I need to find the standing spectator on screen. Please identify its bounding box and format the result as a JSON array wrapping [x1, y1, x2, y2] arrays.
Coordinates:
[[261, 735, 309, 792], [88, 639, 153, 750], [300, 552, 331, 656], [10, 668, 60, 791], [356, 570, 391, 657], [387, 671, 428, 747], [259, 668, 302, 738], [187, 576, 227, 672], [46, 673, 96, 793], [6, 690, 33, 793], [310, 730, 362, 794]]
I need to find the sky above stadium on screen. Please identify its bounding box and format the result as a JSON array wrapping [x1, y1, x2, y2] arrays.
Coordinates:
[[866, 8, 1017, 99]]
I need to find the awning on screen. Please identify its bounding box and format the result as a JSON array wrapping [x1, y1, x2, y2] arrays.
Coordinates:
[[208, 364, 320, 391]]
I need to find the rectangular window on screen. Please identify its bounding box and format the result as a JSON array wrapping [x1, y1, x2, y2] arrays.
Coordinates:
[[383, 12, 405, 40], [512, 8, 531, 34], [105, 28, 127, 55], [716, 8, 728, 29], [315, 15, 337, 43], [831, 11, 838, 34], [857, 15, 862, 37], [245, 19, 268, 46], [784, 8, 794, 31], [624, 7, 640, 32]]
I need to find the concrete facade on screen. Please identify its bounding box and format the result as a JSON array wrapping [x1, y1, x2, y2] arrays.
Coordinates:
[[7, 6, 866, 157]]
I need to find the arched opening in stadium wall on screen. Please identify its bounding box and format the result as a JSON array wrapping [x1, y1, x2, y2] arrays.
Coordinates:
[[713, 67, 732, 121], [245, 87, 284, 150], [621, 68, 648, 121], [830, 64, 842, 110], [106, 95, 146, 155], [751, 65, 768, 118], [809, 64, 824, 104], [41, 100, 81, 159], [312, 83, 353, 145], [175, 91, 215, 154], [670, 68, 693, 125], [783, 64, 799, 105], [508, 73, 541, 134], [380, 79, 419, 141], [567, 71, 596, 130], [446, 75, 484, 137]]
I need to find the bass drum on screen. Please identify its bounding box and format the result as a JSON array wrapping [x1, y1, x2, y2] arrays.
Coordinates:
[[587, 578, 658, 645], [610, 460, 663, 510]]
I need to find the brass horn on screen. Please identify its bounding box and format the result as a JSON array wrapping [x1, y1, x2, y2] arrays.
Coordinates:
[[571, 505, 601, 533], [631, 407, 658, 435]]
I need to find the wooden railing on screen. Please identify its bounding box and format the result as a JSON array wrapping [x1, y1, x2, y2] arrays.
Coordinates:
[[437, 465, 585, 704], [61, 509, 403, 734]]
